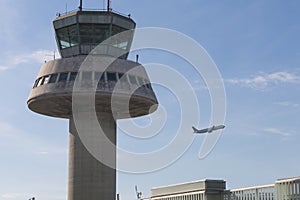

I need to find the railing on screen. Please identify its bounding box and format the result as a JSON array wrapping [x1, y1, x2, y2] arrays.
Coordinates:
[[57, 7, 131, 18]]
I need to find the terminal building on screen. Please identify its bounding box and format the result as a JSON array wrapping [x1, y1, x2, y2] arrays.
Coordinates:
[[146, 176, 300, 200]]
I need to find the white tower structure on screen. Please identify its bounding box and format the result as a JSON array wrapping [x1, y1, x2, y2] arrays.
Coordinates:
[[27, 3, 158, 200]]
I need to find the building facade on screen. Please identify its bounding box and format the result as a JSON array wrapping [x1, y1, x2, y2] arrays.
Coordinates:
[[151, 179, 226, 200], [275, 177, 300, 200], [226, 184, 275, 200], [147, 177, 300, 200]]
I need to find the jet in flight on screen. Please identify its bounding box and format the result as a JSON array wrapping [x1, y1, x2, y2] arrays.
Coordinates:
[[192, 125, 225, 134]]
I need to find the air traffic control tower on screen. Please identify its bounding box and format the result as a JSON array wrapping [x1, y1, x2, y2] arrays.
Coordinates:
[[27, 2, 158, 200]]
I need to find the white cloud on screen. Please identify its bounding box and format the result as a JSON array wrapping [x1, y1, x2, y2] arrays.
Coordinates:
[[0, 50, 59, 72], [268, 72, 299, 83], [37, 151, 49, 155], [0, 65, 9, 71], [226, 71, 300, 89], [245, 132, 259, 136], [274, 101, 299, 107], [0, 121, 22, 138], [1, 193, 25, 199], [263, 128, 291, 137], [12, 50, 55, 65]]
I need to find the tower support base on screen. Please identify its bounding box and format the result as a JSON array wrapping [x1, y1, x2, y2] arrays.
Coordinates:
[[68, 113, 116, 200]]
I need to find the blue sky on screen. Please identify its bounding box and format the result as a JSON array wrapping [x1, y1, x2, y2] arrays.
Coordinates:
[[0, 0, 300, 200]]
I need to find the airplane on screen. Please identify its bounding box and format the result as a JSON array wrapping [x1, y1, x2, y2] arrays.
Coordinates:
[[192, 125, 225, 134]]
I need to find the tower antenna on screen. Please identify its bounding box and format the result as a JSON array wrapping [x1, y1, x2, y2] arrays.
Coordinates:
[[45, 50, 56, 61], [107, 0, 110, 12], [135, 185, 142, 200], [79, 0, 83, 11]]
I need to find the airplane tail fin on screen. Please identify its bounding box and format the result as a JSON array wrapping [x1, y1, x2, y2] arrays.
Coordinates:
[[192, 126, 198, 133]]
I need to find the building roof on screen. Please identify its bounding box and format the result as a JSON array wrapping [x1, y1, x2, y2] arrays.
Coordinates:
[[151, 179, 226, 198], [276, 176, 300, 183], [230, 184, 275, 192]]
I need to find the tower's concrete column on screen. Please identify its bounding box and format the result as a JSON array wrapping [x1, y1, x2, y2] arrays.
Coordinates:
[[68, 112, 116, 200]]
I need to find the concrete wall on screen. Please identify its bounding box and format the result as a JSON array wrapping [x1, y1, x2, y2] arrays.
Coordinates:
[[68, 113, 116, 200]]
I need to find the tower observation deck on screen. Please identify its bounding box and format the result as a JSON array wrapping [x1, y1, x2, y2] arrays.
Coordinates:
[[27, 4, 158, 200]]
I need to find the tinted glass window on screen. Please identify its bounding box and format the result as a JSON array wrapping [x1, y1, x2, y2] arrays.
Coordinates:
[[137, 77, 144, 86], [118, 73, 124, 79], [44, 75, 50, 84], [49, 74, 58, 83], [80, 24, 109, 44], [95, 72, 105, 81], [37, 78, 44, 87], [33, 79, 39, 88], [107, 72, 116, 81], [112, 25, 127, 35], [94, 24, 109, 43], [112, 25, 130, 50], [143, 79, 150, 88], [58, 72, 68, 82], [57, 25, 78, 49], [80, 25, 93, 44], [129, 75, 137, 84], [69, 72, 78, 81], [118, 73, 127, 82]]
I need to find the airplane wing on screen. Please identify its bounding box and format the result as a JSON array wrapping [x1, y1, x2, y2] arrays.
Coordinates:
[[192, 126, 208, 134]]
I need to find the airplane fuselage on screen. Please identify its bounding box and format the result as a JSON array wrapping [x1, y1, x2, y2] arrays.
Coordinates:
[[193, 125, 225, 134]]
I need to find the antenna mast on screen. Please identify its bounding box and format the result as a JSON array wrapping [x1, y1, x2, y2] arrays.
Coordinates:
[[79, 0, 83, 11], [107, 0, 110, 11], [135, 186, 142, 200]]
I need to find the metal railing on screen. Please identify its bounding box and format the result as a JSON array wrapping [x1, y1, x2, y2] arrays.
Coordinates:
[[57, 7, 131, 19]]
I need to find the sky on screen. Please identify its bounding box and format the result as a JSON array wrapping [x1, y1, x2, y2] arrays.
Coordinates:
[[0, 0, 300, 200]]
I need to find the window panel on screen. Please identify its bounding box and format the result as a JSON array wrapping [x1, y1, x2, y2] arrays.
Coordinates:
[[129, 75, 137, 84], [143, 79, 149, 88], [58, 72, 68, 82], [118, 73, 124, 79], [69, 72, 78, 81], [94, 24, 109, 43], [33, 79, 39, 88], [95, 72, 105, 81], [112, 25, 126, 35], [82, 71, 92, 80], [49, 74, 58, 83], [111, 25, 130, 50], [107, 72, 117, 81], [80, 24, 109, 45], [44, 75, 50, 84], [57, 25, 78, 49], [38, 77, 45, 86], [137, 77, 144, 86], [118, 73, 128, 83]]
